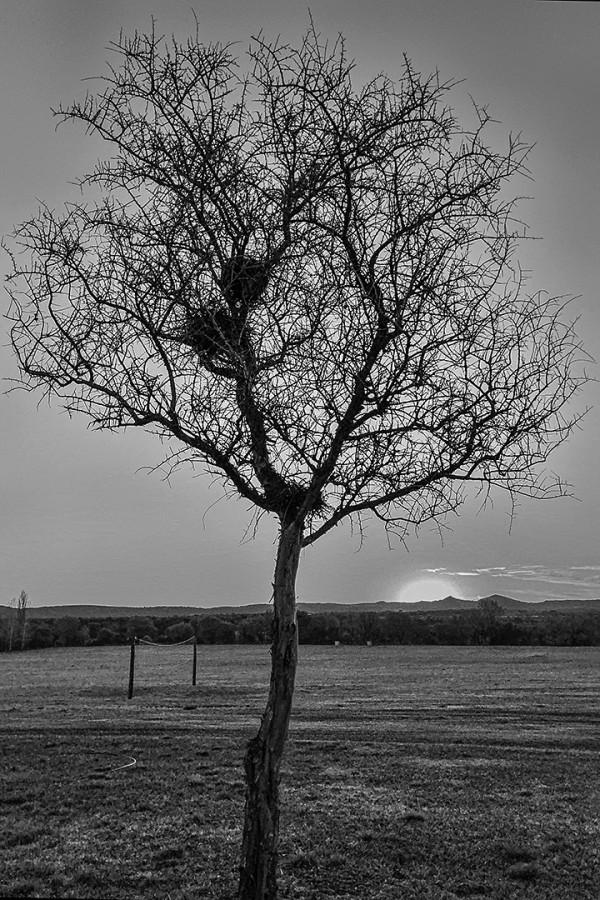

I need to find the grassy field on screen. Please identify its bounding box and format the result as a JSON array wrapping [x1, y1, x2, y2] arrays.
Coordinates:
[[1, 644, 599, 899]]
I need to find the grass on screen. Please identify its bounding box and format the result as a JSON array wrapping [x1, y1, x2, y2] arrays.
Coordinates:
[[1, 644, 599, 898]]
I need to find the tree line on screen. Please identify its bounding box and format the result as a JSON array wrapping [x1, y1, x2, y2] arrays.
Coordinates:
[[3, 604, 600, 652]]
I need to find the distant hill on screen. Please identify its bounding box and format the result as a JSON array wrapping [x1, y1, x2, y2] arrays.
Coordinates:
[[480, 594, 524, 610], [418, 595, 474, 610], [533, 597, 600, 612], [2, 595, 600, 619], [0, 603, 273, 620]]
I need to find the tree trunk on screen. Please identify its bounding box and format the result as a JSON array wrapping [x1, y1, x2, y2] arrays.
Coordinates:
[[238, 515, 303, 900]]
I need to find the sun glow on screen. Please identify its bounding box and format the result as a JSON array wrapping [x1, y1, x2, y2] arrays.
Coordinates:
[[397, 576, 461, 604]]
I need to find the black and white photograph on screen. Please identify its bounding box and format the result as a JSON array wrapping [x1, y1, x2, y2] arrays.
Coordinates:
[[1, 1, 599, 897]]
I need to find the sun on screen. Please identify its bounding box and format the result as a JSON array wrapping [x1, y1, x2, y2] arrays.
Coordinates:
[[397, 576, 461, 604]]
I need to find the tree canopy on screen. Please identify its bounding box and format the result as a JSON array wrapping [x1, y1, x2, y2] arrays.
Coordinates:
[[7, 24, 584, 544]]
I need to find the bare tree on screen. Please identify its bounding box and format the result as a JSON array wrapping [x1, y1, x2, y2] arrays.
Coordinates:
[[6, 596, 16, 653], [16, 589, 29, 651], [5, 22, 586, 898], [5, 591, 28, 651], [476, 595, 503, 644]]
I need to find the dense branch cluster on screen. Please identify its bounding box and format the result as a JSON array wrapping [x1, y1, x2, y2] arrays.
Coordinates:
[[6, 23, 585, 541]]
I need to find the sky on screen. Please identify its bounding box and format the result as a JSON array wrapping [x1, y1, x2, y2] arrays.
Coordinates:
[[1, 0, 599, 610]]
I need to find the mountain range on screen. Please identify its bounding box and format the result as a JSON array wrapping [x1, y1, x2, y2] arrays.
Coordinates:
[[2, 594, 600, 619]]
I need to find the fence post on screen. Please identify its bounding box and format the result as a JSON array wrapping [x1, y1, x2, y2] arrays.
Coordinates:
[[127, 636, 136, 699], [192, 637, 197, 687]]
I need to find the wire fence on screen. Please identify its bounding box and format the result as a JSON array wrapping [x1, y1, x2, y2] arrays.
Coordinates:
[[137, 636, 196, 647], [128, 635, 198, 699]]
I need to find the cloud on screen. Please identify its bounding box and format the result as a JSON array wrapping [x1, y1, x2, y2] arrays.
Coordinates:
[[506, 569, 546, 577], [424, 567, 493, 578], [422, 564, 600, 591], [502, 567, 600, 588]]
